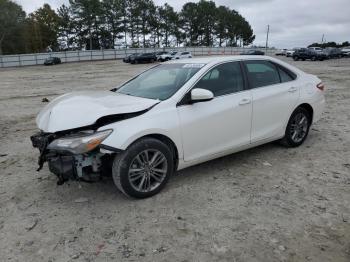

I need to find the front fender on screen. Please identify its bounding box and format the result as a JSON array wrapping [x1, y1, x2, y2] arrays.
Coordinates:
[[98, 108, 184, 159]]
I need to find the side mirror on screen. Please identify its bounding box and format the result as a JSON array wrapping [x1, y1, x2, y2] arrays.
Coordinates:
[[190, 88, 214, 103]]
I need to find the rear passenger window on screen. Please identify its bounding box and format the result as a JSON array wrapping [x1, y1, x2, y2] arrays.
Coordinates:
[[244, 60, 280, 88], [193, 62, 244, 96], [277, 66, 294, 82]]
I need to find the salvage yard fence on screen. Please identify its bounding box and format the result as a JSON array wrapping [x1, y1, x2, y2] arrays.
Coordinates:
[[0, 47, 275, 68]]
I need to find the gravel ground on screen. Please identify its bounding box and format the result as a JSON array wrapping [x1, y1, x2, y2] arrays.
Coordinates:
[[0, 56, 349, 262]]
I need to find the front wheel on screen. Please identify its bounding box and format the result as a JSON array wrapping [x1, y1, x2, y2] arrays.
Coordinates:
[[112, 138, 174, 198], [280, 107, 311, 147]]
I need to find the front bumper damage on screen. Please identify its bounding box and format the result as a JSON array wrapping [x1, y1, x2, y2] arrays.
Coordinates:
[[30, 132, 115, 185]]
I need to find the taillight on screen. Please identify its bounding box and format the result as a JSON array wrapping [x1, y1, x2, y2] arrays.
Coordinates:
[[316, 82, 325, 91]]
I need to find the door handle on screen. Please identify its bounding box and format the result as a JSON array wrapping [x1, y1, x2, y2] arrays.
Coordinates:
[[288, 86, 298, 93], [239, 98, 251, 105]]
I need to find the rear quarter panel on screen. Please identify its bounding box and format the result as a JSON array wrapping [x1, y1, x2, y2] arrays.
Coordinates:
[[299, 74, 325, 124]]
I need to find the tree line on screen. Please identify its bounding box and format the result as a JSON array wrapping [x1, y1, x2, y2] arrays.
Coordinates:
[[308, 41, 350, 49], [0, 0, 255, 55]]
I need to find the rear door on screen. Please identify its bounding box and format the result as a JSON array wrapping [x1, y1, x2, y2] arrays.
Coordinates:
[[243, 60, 300, 143]]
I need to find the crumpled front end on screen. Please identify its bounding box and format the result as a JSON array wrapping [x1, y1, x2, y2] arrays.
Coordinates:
[[30, 130, 117, 185]]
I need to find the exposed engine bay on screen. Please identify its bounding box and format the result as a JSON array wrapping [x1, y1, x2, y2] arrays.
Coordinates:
[[30, 130, 116, 185]]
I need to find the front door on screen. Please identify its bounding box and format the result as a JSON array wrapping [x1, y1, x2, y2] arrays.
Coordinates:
[[177, 61, 252, 162]]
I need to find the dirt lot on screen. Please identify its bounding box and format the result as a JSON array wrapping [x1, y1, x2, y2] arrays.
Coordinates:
[[0, 56, 349, 262]]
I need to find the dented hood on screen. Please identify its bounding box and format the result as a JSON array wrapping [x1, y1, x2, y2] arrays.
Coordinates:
[[36, 91, 159, 132]]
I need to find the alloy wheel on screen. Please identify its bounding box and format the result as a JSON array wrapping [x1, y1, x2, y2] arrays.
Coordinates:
[[289, 112, 309, 143], [128, 149, 168, 193]]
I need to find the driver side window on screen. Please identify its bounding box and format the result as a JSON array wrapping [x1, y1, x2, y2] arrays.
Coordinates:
[[193, 62, 244, 97]]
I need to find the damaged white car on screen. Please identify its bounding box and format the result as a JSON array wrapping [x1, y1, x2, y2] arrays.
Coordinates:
[[31, 56, 325, 198]]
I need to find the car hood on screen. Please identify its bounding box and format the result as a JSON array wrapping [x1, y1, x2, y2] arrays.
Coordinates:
[[36, 91, 159, 133]]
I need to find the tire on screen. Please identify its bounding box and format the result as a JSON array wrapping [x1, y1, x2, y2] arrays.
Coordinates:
[[112, 138, 174, 198], [280, 107, 311, 147]]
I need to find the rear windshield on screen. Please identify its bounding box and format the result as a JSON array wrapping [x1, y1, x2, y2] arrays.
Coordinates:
[[115, 63, 204, 100]]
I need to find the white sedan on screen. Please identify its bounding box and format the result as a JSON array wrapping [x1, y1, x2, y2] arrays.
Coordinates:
[[31, 56, 325, 198], [172, 51, 192, 60]]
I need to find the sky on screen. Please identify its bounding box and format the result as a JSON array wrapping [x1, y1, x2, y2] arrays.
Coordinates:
[[15, 0, 350, 48]]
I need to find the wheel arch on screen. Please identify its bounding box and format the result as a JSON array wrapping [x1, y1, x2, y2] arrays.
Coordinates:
[[297, 103, 314, 123], [125, 133, 180, 171]]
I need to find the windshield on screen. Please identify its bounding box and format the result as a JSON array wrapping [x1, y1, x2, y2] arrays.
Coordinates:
[[116, 63, 204, 100]]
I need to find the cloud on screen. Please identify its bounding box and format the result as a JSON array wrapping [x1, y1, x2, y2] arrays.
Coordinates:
[[15, 0, 350, 48]]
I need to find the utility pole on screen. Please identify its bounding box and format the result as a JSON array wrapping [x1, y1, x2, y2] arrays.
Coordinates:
[[321, 34, 324, 44], [265, 25, 270, 53]]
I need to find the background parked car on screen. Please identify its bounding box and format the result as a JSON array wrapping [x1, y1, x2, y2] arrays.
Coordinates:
[[286, 48, 299, 57], [172, 51, 192, 59], [155, 51, 168, 61], [44, 57, 61, 65], [123, 53, 138, 63], [309, 47, 323, 53], [158, 51, 177, 61], [323, 48, 342, 59], [341, 47, 350, 57], [240, 50, 265, 55], [275, 49, 287, 56], [130, 53, 157, 64], [292, 48, 327, 61]]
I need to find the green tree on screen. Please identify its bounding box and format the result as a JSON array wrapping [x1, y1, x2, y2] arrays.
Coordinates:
[[138, 0, 155, 47], [197, 0, 216, 46], [180, 2, 200, 46], [0, 0, 26, 55], [57, 4, 74, 50], [215, 6, 230, 47], [102, 0, 124, 48], [28, 4, 60, 51], [158, 3, 177, 47], [69, 0, 103, 50]]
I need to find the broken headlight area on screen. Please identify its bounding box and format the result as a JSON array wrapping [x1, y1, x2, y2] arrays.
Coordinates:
[[30, 129, 116, 185], [47, 129, 112, 154]]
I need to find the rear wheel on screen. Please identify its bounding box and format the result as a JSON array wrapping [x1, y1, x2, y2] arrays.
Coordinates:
[[280, 107, 311, 147], [112, 138, 174, 198]]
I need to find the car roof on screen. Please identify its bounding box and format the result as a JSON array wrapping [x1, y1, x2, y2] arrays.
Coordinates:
[[164, 55, 304, 76], [165, 55, 273, 65]]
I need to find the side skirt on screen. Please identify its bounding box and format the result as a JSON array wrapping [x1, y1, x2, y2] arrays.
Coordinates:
[[176, 135, 284, 171]]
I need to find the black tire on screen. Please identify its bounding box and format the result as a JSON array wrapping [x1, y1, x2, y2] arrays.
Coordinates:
[[112, 138, 174, 198], [280, 107, 311, 147]]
